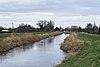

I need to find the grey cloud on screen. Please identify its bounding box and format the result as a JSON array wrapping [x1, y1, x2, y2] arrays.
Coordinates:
[[0, 0, 99, 15], [0, 0, 100, 28]]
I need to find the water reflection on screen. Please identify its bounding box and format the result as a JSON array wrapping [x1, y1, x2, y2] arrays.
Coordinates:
[[0, 44, 34, 63], [0, 34, 68, 67], [0, 43, 34, 55], [36, 37, 54, 49], [47, 37, 54, 44]]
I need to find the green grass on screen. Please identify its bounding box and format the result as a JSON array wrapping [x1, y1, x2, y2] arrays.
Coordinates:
[[0, 32, 49, 41], [58, 33, 100, 67], [0, 33, 11, 41], [32, 32, 50, 34]]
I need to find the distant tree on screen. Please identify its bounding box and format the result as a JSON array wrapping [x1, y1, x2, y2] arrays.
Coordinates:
[[37, 20, 54, 31], [85, 23, 93, 33], [37, 20, 47, 31], [44, 20, 54, 31], [71, 26, 78, 32], [27, 24, 36, 32], [98, 26, 100, 34], [0, 26, 3, 32], [65, 27, 71, 32], [54, 27, 60, 31], [82, 28, 86, 32], [15, 23, 36, 33], [78, 26, 82, 32], [0, 26, 3, 31], [16, 23, 27, 32]]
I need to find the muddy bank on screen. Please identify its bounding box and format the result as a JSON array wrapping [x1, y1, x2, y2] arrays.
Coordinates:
[[55, 32, 84, 67], [0, 32, 62, 53]]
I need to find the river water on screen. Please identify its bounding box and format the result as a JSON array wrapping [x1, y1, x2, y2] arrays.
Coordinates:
[[0, 34, 68, 67]]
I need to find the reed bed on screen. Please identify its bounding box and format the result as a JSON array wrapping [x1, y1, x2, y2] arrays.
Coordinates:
[[60, 32, 84, 53], [0, 31, 62, 52]]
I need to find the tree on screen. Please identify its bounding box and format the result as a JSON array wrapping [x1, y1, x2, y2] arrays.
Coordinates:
[[37, 20, 47, 31], [98, 26, 100, 34], [71, 25, 78, 32], [85, 23, 93, 33], [17, 23, 28, 32], [15, 23, 36, 33], [0, 26, 3, 31], [65, 27, 71, 32], [78, 26, 82, 32], [37, 20, 54, 31], [44, 20, 54, 31], [54, 27, 60, 31]]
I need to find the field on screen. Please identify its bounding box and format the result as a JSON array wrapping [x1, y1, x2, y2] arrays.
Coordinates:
[[0, 32, 49, 41], [58, 33, 100, 67]]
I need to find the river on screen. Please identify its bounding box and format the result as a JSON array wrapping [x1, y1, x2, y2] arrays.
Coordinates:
[[0, 34, 68, 67]]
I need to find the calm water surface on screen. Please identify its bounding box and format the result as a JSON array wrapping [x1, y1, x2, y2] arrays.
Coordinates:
[[0, 34, 68, 67]]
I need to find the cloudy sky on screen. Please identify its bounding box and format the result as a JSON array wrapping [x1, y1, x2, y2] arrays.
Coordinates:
[[0, 0, 100, 28]]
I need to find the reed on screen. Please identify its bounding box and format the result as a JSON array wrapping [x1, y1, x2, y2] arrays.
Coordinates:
[[0, 31, 62, 53], [60, 32, 84, 52]]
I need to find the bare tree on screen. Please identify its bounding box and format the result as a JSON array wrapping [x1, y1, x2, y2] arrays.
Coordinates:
[[37, 20, 54, 31]]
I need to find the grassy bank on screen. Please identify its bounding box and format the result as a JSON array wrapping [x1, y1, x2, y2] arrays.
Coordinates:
[[58, 32, 100, 67], [60, 32, 84, 52], [0, 32, 49, 41], [0, 31, 62, 53]]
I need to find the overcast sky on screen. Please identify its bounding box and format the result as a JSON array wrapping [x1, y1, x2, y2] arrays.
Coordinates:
[[0, 0, 100, 28]]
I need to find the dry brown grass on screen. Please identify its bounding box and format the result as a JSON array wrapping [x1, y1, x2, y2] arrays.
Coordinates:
[[0, 31, 62, 52], [61, 32, 84, 53], [54, 32, 84, 67]]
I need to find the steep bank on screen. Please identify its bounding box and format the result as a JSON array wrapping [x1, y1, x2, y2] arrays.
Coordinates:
[[0, 32, 62, 53]]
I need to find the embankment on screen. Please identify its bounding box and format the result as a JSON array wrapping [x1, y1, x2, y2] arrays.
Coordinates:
[[0, 31, 62, 53], [56, 32, 84, 67], [57, 32, 100, 67], [61, 32, 84, 53]]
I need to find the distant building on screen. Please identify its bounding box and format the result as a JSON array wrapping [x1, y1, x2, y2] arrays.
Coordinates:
[[65, 27, 71, 32], [71, 25, 78, 32], [1, 30, 9, 32]]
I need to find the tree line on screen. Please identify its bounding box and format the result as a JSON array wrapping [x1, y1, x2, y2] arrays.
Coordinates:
[[0, 20, 62, 33], [65, 22, 100, 34], [0, 20, 100, 34]]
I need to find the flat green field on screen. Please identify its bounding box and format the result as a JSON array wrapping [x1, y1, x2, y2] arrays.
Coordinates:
[[32, 32, 50, 34], [0, 32, 49, 41], [58, 33, 100, 67]]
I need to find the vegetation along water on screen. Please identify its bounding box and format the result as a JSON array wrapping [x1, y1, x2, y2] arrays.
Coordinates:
[[57, 32, 100, 67]]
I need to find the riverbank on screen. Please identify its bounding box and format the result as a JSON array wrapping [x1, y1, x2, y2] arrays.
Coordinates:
[[56, 32, 84, 67], [0, 31, 62, 53], [57, 32, 100, 67], [60, 32, 84, 53]]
